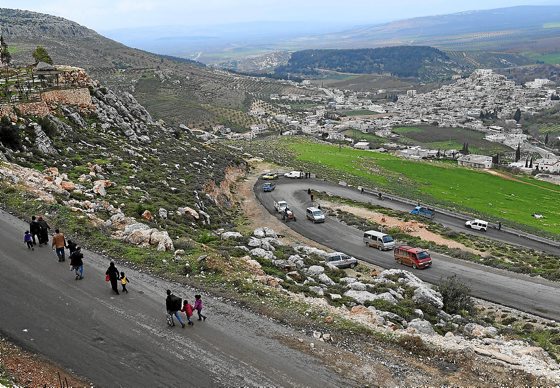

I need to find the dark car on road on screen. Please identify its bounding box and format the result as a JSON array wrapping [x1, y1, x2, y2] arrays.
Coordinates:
[[262, 182, 276, 192]]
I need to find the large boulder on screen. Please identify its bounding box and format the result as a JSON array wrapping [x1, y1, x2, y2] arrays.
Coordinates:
[[408, 319, 436, 336], [295, 246, 328, 258], [349, 282, 367, 291], [344, 290, 397, 305], [307, 265, 325, 276], [412, 287, 444, 310], [463, 323, 498, 338], [288, 255, 305, 269], [93, 179, 113, 196], [151, 230, 174, 251], [221, 231, 243, 240], [123, 223, 150, 235], [318, 273, 335, 286], [247, 237, 262, 248], [250, 248, 274, 260], [178, 206, 200, 220]]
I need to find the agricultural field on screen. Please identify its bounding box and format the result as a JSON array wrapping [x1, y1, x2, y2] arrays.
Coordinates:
[[339, 110, 379, 117], [342, 129, 386, 147], [393, 126, 512, 155], [524, 51, 560, 65], [251, 137, 559, 236]]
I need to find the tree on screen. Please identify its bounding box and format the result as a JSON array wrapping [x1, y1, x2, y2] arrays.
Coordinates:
[[529, 157, 533, 169], [545, 133, 549, 145], [513, 108, 522, 123], [436, 275, 475, 315], [0, 35, 11, 66], [525, 157, 529, 168], [515, 144, 521, 162], [0, 115, 21, 150], [32, 46, 53, 65]]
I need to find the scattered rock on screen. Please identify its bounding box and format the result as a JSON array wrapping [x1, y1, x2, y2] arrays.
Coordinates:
[[408, 319, 436, 336], [307, 265, 325, 276], [221, 231, 243, 240]]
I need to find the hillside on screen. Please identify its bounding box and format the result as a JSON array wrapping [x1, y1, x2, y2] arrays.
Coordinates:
[[0, 8, 315, 131], [281, 6, 560, 53], [275, 46, 460, 81]]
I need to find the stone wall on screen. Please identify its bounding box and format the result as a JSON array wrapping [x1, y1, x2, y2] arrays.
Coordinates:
[[0, 101, 50, 119], [41, 88, 93, 109]]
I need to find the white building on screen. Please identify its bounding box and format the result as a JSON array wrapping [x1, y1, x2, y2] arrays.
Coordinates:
[[353, 141, 370, 150], [535, 158, 560, 173], [457, 154, 493, 169]]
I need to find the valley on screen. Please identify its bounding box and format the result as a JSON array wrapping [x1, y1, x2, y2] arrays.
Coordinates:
[[1, 3, 560, 387]]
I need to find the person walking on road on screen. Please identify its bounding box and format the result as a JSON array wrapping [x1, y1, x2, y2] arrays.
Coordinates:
[[37, 216, 50, 245], [66, 239, 78, 255], [24, 231, 34, 250], [166, 290, 185, 328], [29, 216, 40, 246], [52, 229, 66, 262], [194, 294, 207, 321], [120, 272, 129, 294], [181, 299, 194, 326], [70, 246, 84, 280], [106, 261, 120, 295]]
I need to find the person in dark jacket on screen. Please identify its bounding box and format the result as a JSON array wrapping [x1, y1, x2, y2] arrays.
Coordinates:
[[37, 216, 50, 245], [70, 246, 84, 280], [66, 240, 78, 255], [166, 290, 185, 328], [106, 261, 120, 294], [29, 216, 40, 246]]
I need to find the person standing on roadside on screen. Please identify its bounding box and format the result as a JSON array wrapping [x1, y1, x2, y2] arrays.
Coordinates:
[[70, 246, 84, 280], [52, 229, 66, 262], [106, 261, 120, 295], [29, 216, 40, 246], [37, 216, 50, 245]]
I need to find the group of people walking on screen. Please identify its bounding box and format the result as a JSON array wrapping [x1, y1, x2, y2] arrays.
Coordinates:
[[26, 215, 84, 279], [166, 290, 207, 328], [25, 215, 208, 328]]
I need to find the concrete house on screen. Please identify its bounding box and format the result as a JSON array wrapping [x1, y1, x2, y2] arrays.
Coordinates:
[[457, 154, 493, 169]]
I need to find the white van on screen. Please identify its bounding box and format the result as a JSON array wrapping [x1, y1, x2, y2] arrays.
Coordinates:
[[465, 219, 488, 231], [363, 230, 395, 250], [306, 207, 325, 223]]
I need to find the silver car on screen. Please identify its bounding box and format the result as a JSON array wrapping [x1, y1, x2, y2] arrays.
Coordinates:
[[325, 252, 358, 269]]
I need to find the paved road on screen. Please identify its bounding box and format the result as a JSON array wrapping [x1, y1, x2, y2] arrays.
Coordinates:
[[0, 209, 349, 387], [255, 178, 560, 320]]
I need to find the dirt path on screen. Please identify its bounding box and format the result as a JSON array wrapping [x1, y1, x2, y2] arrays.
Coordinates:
[[320, 200, 486, 256]]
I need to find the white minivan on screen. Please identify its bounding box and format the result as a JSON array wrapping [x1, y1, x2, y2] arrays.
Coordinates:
[[363, 230, 395, 250], [465, 219, 488, 231]]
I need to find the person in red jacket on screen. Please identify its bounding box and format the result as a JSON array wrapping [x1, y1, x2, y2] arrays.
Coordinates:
[[181, 300, 194, 326]]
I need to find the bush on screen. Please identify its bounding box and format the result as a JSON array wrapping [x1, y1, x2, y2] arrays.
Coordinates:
[[0, 116, 21, 150], [436, 275, 475, 315]]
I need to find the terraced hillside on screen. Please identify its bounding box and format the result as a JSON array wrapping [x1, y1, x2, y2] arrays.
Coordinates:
[[0, 8, 319, 130]]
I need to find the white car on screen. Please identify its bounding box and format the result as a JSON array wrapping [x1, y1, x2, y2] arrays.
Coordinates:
[[274, 200, 288, 213], [284, 171, 304, 179], [465, 219, 488, 231]]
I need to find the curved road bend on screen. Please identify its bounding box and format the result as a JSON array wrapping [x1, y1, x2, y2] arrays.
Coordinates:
[[0, 209, 349, 387], [255, 179, 560, 321]]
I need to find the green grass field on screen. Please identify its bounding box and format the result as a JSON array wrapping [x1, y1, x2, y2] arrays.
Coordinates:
[[280, 138, 560, 236], [393, 126, 512, 155], [339, 110, 378, 117], [343, 129, 386, 146], [524, 51, 560, 65]]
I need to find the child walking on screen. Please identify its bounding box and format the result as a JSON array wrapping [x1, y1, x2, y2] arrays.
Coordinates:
[[120, 272, 129, 293], [194, 294, 207, 321], [24, 231, 34, 250], [181, 300, 194, 326]]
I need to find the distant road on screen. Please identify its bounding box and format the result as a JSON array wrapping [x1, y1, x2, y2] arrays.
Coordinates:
[[0, 209, 348, 387], [255, 178, 560, 320]]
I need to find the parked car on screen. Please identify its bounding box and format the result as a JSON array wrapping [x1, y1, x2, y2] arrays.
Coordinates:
[[363, 230, 395, 250], [306, 207, 325, 223], [262, 182, 276, 192], [261, 172, 278, 180], [410, 206, 435, 219], [465, 219, 488, 231], [394, 246, 432, 269], [325, 252, 358, 269], [284, 171, 304, 179], [274, 200, 288, 213]]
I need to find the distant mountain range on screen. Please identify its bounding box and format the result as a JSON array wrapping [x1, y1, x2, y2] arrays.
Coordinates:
[[290, 5, 560, 52]]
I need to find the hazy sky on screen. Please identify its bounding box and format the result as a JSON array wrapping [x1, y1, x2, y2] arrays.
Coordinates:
[[2, 0, 559, 30]]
